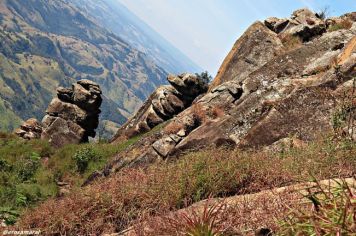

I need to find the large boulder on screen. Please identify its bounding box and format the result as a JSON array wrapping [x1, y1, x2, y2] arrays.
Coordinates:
[[41, 80, 102, 147], [210, 21, 284, 89], [111, 73, 208, 142]]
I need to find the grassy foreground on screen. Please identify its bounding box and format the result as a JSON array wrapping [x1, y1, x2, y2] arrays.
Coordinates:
[[13, 135, 356, 235], [0, 132, 140, 225]]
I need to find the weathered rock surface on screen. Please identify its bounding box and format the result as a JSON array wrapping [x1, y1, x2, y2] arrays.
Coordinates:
[[41, 80, 102, 147], [210, 21, 284, 89], [265, 8, 327, 42], [14, 118, 43, 140], [88, 9, 356, 182], [111, 73, 208, 142], [15, 80, 103, 147]]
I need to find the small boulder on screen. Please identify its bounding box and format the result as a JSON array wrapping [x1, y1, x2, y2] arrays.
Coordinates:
[[152, 136, 177, 158], [41, 117, 86, 147], [15, 118, 43, 140]]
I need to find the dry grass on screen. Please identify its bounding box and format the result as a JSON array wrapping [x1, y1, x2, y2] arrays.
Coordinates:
[[142, 191, 292, 236], [209, 106, 225, 119], [164, 121, 185, 135], [143, 179, 356, 236], [328, 19, 353, 32], [279, 179, 356, 235], [191, 103, 207, 124], [18, 136, 356, 235], [146, 199, 229, 236], [280, 34, 303, 51]]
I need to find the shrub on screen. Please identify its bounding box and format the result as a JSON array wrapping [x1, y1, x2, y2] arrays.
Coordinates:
[[316, 6, 330, 20], [196, 71, 213, 84], [72, 147, 97, 174], [279, 179, 356, 235], [280, 34, 303, 51], [328, 19, 353, 32], [191, 103, 207, 125], [0, 208, 19, 225], [164, 121, 184, 135], [17, 152, 41, 181]]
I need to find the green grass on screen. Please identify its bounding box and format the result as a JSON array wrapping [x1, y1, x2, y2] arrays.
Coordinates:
[[0, 132, 141, 224], [328, 19, 353, 32], [0, 98, 22, 132]]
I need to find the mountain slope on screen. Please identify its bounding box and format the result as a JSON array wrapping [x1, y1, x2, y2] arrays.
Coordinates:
[[106, 9, 356, 171], [69, 0, 202, 74], [0, 0, 169, 137]]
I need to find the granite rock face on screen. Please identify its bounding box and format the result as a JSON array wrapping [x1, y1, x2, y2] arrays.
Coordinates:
[[99, 9, 356, 178], [111, 73, 208, 142], [41, 79, 102, 147]]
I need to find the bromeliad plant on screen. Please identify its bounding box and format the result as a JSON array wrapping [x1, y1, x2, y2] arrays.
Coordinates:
[[159, 199, 228, 236], [279, 179, 356, 235]]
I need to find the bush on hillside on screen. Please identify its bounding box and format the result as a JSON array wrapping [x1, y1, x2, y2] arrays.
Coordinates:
[[196, 71, 213, 84], [328, 19, 353, 32], [72, 147, 97, 174]]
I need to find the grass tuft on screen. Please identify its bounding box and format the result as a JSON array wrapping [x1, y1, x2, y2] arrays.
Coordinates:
[[278, 179, 356, 235]]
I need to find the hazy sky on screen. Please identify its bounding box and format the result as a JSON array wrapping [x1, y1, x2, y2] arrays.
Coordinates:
[[117, 0, 356, 75]]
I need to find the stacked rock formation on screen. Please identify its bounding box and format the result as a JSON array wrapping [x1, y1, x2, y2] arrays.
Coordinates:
[[40, 80, 102, 147], [111, 73, 208, 142], [15, 118, 43, 140]]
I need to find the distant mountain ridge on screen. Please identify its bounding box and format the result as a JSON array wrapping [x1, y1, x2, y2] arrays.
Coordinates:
[[68, 0, 202, 74], [0, 0, 199, 138]]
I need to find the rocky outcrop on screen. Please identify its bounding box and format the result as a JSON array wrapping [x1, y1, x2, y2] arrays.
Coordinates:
[[14, 118, 43, 140], [210, 21, 284, 89], [41, 79, 102, 147], [111, 73, 208, 142], [265, 8, 326, 42], [90, 9, 356, 180], [14, 80, 103, 147]]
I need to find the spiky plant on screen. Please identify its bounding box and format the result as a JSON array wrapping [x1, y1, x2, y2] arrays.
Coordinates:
[[279, 179, 356, 235]]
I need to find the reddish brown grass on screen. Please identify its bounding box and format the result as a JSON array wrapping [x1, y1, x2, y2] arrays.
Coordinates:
[[191, 103, 207, 124], [142, 191, 294, 236], [209, 106, 225, 119], [280, 34, 303, 51], [164, 121, 184, 135], [19, 137, 356, 235], [147, 199, 228, 236]]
